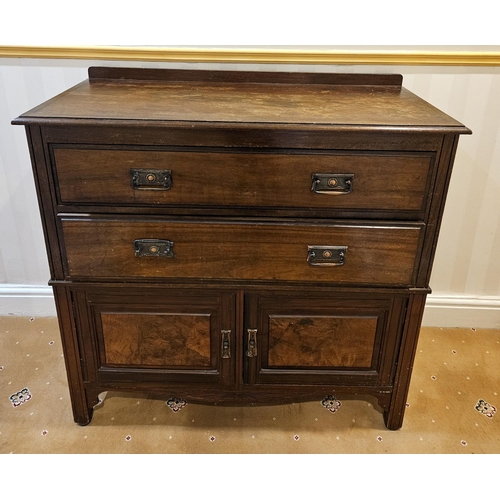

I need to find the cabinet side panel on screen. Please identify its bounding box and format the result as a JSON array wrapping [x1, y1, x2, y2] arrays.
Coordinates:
[[416, 134, 460, 287], [26, 125, 64, 279]]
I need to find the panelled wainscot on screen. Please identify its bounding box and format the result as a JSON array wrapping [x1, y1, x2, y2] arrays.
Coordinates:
[[13, 68, 470, 429]]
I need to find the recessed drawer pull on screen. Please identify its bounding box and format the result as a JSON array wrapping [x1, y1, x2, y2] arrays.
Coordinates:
[[307, 246, 347, 266], [134, 239, 175, 258], [311, 173, 354, 195], [130, 169, 172, 190]]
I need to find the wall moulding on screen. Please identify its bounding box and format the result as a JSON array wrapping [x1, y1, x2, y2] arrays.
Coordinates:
[[1, 46, 500, 66]]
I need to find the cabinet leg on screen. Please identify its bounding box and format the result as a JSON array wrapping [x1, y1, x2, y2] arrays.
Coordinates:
[[383, 407, 403, 430], [53, 286, 94, 426], [384, 293, 427, 431], [75, 390, 102, 426], [75, 405, 94, 426]]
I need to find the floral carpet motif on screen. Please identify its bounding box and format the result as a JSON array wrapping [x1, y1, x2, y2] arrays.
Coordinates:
[[475, 399, 496, 418], [166, 397, 187, 412], [321, 395, 342, 413], [9, 387, 32, 407]]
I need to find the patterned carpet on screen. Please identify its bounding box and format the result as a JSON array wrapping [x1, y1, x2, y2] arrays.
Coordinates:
[[1, 316, 499, 454]]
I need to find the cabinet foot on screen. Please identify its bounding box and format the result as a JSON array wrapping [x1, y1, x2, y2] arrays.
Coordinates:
[[73, 390, 101, 426], [75, 407, 94, 426], [383, 408, 403, 430]]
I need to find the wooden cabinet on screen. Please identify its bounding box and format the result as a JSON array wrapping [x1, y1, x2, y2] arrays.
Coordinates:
[[13, 68, 470, 429]]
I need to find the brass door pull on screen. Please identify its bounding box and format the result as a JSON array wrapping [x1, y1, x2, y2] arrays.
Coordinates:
[[221, 330, 231, 359], [246, 329, 257, 357]]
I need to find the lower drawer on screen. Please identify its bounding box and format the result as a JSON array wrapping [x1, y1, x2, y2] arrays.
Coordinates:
[[60, 217, 423, 285]]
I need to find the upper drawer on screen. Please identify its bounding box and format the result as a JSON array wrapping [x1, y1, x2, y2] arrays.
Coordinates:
[[51, 147, 434, 214]]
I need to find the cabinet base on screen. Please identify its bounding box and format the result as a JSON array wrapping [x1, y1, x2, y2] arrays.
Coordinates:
[[78, 385, 407, 429]]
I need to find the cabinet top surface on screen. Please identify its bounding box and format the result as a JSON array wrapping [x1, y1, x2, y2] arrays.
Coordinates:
[[13, 67, 469, 132]]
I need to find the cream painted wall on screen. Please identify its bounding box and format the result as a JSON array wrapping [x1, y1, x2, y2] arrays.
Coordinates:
[[1, 58, 499, 326]]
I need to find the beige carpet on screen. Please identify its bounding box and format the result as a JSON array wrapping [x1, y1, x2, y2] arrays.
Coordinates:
[[0, 316, 499, 454]]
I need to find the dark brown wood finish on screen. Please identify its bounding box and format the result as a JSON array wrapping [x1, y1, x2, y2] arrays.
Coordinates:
[[43, 125, 447, 149], [13, 68, 469, 429], [52, 286, 93, 425], [244, 291, 404, 387], [14, 70, 466, 130], [88, 67, 405, 86], [25, 126, 65, 278], [52, 147, 433, 214], [416, 135, 461, 287], [59, 217, 423, 286], [78, 288, 236, 387], [384, 293, 428, 430]]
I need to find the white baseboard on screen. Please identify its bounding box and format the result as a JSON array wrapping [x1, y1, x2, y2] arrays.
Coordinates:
[[422, 294, 500, 329], [0, 285, 57, 317], [1, 285, 499, 329]]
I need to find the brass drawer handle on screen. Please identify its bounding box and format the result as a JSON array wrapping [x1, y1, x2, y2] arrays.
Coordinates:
[[307, 246, 347, 266], [130, 169, 172, 190], [311, 173, 354, 195], [221, 330, 231, 359], [246, 329, 257, 358], [134, 239, 175, 258]]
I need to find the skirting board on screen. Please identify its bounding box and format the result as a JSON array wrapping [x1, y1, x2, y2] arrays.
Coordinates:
[[0, 285, 57, 317], [0, 285, 499, 329], [422, 295, 500, 329]]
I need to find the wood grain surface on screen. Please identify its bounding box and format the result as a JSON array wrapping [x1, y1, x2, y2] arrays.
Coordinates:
[[53, 147, 432, 212], [268, 315, 378, 368], [101, 313, 211, 367], [60, 218, 423, 285], [15, 69, 466, 130]]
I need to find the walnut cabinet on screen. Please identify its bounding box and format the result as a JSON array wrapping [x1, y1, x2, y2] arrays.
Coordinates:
[[13, 68, 470, 429]]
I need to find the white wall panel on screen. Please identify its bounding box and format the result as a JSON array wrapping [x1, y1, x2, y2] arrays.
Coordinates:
[[0, 58, 499, 325]]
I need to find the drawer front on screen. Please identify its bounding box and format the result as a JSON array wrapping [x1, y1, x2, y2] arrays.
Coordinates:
[[61, 218, 423, 285], [52, 148, 433, 213]]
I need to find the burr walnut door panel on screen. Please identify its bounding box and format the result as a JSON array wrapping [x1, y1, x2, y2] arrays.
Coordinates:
[[73, 288, 236, 387], [244, 292, 407, 387]]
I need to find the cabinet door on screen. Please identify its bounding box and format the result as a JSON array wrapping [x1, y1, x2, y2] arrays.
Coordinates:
[[244, 291, 406, 387], [74, 287, 236, 387]]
